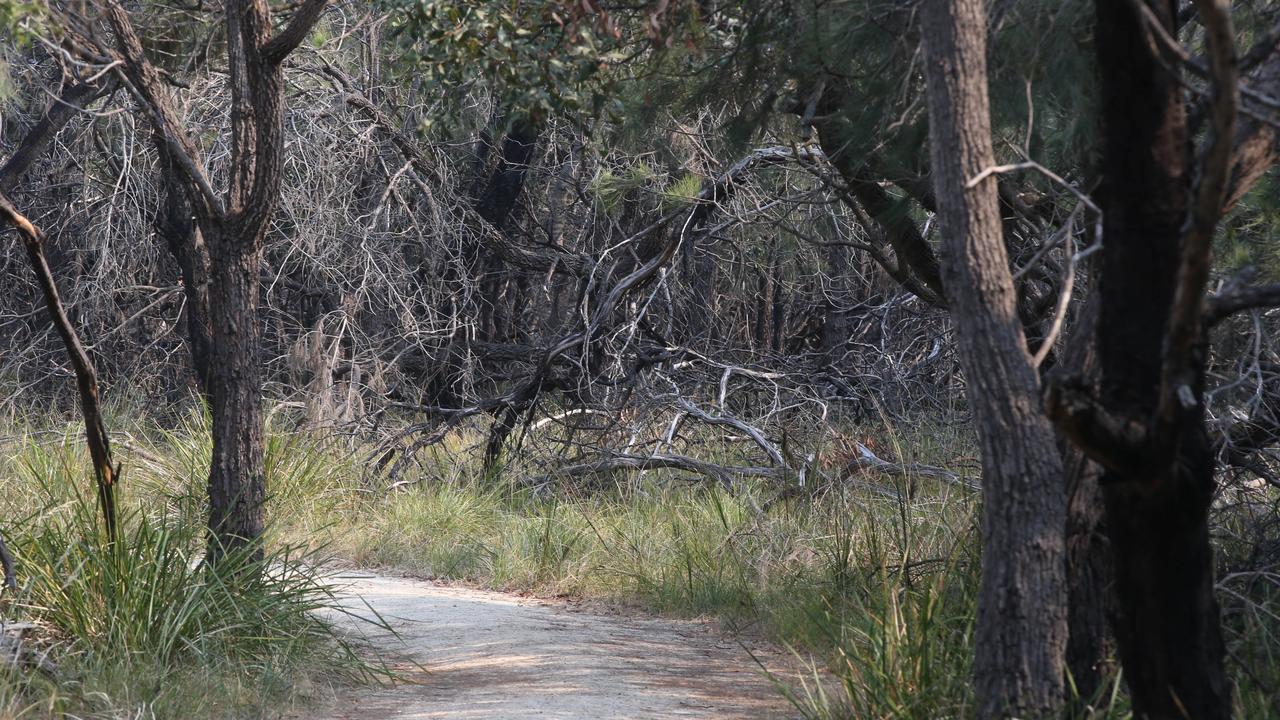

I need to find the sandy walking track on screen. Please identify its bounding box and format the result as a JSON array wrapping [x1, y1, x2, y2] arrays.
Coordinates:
[[311, 573, 804, 719]]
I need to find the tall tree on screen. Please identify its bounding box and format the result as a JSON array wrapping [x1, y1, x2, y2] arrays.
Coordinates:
[[1050, 1, 1239, 716], [919, 0, 1068, 716], [91, 0, 330, 560]]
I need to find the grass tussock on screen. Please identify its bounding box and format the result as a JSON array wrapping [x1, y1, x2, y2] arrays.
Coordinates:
[[0, 416, 378, 719]]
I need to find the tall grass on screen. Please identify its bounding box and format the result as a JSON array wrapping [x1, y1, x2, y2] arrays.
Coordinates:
[[0, 416, 377, 719], [340, 467, 987, 716], [3, 410, 1277, 718]]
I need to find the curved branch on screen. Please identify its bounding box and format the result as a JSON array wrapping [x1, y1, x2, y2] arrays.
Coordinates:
[[263, 0, 330, 65]]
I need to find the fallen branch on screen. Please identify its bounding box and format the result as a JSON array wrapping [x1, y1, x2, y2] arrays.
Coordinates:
[[675, 399, 787, 468], [843, 443, 978, 491], [524, 452, 784, 491]]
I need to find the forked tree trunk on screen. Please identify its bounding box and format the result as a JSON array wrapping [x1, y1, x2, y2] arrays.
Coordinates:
[[1089, 3, 1231, 716], [919, 0, 1068, 716], [103, 0, 329, 562]]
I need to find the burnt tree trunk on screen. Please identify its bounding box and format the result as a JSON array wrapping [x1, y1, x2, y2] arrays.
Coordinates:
[[203, 222, 267, 557], [1087, 2, 1231, 716], [920, 0, 1068, 716]]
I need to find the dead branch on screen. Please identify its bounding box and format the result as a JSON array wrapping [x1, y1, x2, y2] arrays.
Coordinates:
[[0, 192, 118, 542], [1205, 266, 1280, 327], [842, 442, 977, 490], [675, 398, 787, 468], [524, 452, 784, 491]]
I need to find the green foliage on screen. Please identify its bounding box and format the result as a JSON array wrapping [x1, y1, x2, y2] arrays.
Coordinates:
[[589, 161, 657, 211], [380, 1, 629, 128], [0, 0, 39, 40], [1219, 172, 1280, 279], [661, 172, 703, 207]]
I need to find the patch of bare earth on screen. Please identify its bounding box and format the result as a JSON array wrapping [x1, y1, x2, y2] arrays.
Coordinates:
[[305, 573, 810, 719]]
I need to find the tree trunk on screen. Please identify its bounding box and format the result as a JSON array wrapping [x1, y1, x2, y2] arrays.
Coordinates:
[[920, 1, 1068, 716], [1090, 4, 1231, 716], [1064, 448, 1111, 700], [156, 168, 213, 397], [1049, 290, 1116, 703], [102, 0, 330, 562], [204, 223, 266, 560]]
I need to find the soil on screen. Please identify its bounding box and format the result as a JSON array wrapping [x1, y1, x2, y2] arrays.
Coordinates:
[[305, 572, 811, 719]]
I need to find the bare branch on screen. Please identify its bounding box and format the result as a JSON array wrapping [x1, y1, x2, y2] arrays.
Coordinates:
[[263, 0, 330, 65], [0, 192, 118, 542], [1155, 0, 1238, 433]]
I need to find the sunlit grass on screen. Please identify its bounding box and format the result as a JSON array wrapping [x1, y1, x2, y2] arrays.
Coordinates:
[[0, 413, 379, 719]]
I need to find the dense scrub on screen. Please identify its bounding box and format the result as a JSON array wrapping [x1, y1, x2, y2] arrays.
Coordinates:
[[1, 1, 1279, 717]]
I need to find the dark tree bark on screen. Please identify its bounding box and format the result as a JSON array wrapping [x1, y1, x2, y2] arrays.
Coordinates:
[[1071, 2, 1234, 716], [102, 0, 330, 562], [919, 0, 1068, 716], [1056, 292, 1114, 702], [155, 166, 212, 397]]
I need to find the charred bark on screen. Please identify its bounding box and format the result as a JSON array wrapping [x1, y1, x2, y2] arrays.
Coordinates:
[[1083, 2, 1232, 717]]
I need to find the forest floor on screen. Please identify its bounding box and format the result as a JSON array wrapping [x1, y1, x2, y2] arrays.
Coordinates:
[[304, 571, 807, 720]]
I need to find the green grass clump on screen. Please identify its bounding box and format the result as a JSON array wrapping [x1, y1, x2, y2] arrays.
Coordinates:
[[0, 417, 377, 719]]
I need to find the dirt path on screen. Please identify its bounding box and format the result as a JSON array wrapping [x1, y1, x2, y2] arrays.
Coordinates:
[[310, 573, 806, 719]]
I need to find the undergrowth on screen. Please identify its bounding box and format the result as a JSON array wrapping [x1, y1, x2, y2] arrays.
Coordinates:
[[2, 409, 1277, 718], [0, 416, 380, 720]]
